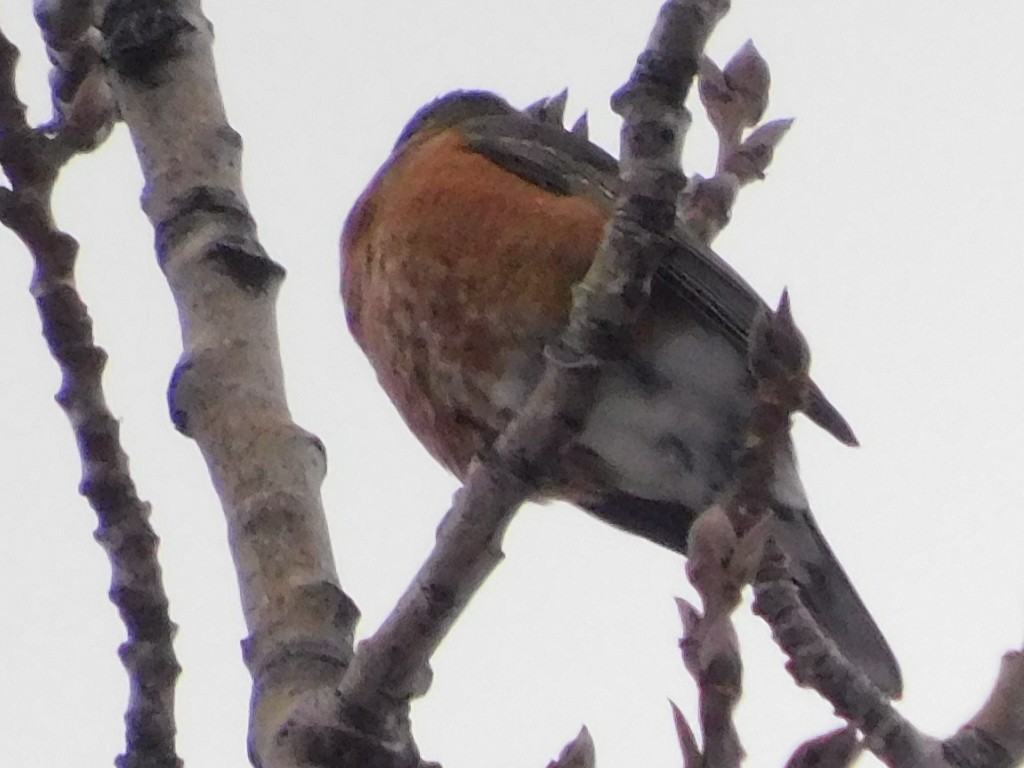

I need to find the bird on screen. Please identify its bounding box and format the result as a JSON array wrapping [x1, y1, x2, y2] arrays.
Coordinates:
[[340, 89, 902, 697]]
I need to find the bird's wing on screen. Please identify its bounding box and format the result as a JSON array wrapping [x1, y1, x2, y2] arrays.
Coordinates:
[[458, 107, 856, 445]]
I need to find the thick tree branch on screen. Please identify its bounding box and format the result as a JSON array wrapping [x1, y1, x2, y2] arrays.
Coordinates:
[[0, 18, 178, 768], [95, 2, 361, 766]]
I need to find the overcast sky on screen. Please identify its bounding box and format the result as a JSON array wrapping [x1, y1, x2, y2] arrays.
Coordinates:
[[3, 2, 1024, 767]]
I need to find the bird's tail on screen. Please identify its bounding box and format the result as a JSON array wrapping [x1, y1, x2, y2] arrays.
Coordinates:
[[765, 502, 903, 698]]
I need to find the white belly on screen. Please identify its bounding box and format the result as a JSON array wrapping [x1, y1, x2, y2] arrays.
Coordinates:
[[578, 323, 750, 509]]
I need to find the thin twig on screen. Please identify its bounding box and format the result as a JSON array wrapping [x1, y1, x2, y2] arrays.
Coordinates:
[[756, 535, 1024, 767], [672, 291, 811, 768], [685, 41, 792, 242], [0, 20, 180, 768], [753, 539, 930, 767]]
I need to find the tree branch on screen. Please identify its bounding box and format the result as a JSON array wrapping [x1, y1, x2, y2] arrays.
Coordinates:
[[95, 1, 361, 766], [670, 290, 811, 768], [685, 41, 792, 242], [0, 17, 178, 768], [755, 531, 1024, 767]]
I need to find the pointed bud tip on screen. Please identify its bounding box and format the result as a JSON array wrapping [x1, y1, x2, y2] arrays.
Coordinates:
[[571, 110, 589, 138]]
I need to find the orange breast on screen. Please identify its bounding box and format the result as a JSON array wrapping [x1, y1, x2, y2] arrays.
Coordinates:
[[342, 127, 610, 476]]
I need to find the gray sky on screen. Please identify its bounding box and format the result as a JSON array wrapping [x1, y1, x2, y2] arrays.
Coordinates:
[[2, 2, 1023, 766]]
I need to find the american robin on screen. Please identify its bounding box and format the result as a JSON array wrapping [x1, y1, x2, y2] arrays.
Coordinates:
[[341, 90, 902, 697]]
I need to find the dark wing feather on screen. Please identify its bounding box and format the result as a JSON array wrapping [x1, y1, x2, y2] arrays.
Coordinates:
[[460, 110, 856, 445]]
